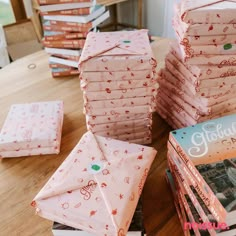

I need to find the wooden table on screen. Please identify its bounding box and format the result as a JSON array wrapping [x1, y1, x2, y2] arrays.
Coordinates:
[[0, 39, 183, 236]]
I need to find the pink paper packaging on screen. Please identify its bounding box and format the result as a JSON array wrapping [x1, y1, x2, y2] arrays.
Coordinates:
[[96, 130, 152, 143], [179, 40, 236, 57], [166, 55, 236, 88], [80, 78, 157, 92], [157, 89, 203, 119], [78, 30, 157, 72], [158, 73, 236, 109], [180, 0, 236, 24], [156, 102, 184, 129], [170, 40, 236, 65], [169, 47, 236, 80], [126, 137, 152, 145], [0, 101, 63, 158], [156, 94, 192, 127], [164, 62, 235, 97], [86, 113, 151, 126], [158, 75, 236, 116], [173, 6, 236, 36], [32, 131, 157, 235], [88, 118, 151, 133], [80, 70, 156, 83], [83, 105, 152, 117], [181, 34, 236, 46], [83, 86, 158, 102], [84, 96, 155, 110], [93, 126, 151, 138]]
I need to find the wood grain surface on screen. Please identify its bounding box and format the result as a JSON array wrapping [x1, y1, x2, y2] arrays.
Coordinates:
[[0, 39, 184, 236]]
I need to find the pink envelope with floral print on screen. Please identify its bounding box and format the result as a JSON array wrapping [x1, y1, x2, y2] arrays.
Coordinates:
[[78, 30, 157, 72], [32, 131, 157, 236]]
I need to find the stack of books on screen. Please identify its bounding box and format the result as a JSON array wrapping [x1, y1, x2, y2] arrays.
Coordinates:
[[156, 0, 236, 129], [78, 30, 158, 144], [166, 114, 236, 236], [37, 0, 110, 77], [52, 197, 146, 236]]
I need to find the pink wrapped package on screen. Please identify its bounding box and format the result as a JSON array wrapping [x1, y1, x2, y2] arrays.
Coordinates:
[[158, 89, 203, 119], [163, 65, 235, 97], [156, 93, 193, 126], [94, 126, 151, 138], [87, 119, 152, 134], [170, 41, 236, 65], [158, 74, 236, 108], [84, 96, 155, 110], [173, 6, 236, 36], [179, 40, 236, 57], [126, 137, 152, 145], [86, 113, 151, 126], [80, 78, 156, 92], [180, 0, 236, 24], [83, 86, 158, 102], [96, 130, 152, 143], [179, 34, 236, 46], [32, 131, 157, 235], [159, 84, 236, 119], [87, 118, 151, 133], [78, 30, 157, 72], [80, 70, 155, 83], [0, 101, 63, 158], [84, 105, 152, 116], [156, 101, 186, 129], [169, 48, 236, 80], [165, 55, 236, 88]]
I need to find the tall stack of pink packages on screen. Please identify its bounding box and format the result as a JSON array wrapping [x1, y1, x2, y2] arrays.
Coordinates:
[[157, 0, 236, 129], [79, 30, 158, 144]]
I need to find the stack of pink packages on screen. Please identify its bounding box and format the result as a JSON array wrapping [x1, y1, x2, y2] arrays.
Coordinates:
[[32, 131, 157, 235], [0, 101, 64, 158], [79, 30, 158, 144], [157, 0, 236, 129]]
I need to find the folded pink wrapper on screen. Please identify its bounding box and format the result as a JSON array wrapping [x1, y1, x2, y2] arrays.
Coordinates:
[[79, 30, 157, 72], [95, 130, 152, 143], [168, 49, 236, 81], [81, 78, 156, 92], [83, 105, 152, 117], [166, 55, 236, 88], [170, 41, 236, 65], [156, 102, 186, 129], [178, 33, 236, 46], [158, 83, 236, 119], [179, 40, 236, 57], [88, 118, 151, 133], [94, 126, 151, 138], [84, 96, 155, 110], [86, 113, 151, 126], [83, 86, 158, 102], [173, 5, 236, 36], [162, 65, 235, 97], [0, 101, 63, 158], [32, 131, 157, 235], [180, 0, 236, 24], [158, 71, 236, 107], [157, 88, 236, 128], [80, 70, 155, 83]]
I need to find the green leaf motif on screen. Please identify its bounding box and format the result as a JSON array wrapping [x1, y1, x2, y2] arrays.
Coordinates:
[[91, 164, 100, 171], [224, 43, 232, 50], [123, 40, 131, 43]]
